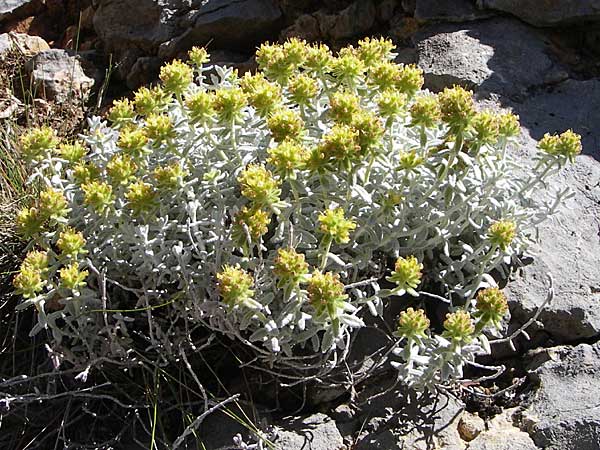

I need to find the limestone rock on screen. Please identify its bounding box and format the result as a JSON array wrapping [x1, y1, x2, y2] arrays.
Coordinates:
[[272, 413, 345, 450], [0, 0, 42, 23], [413, 18, 566, 98], [477, 0, 600, 27], [316, 0, 377, 41], [25, 49, 94, 103], [467, 408, 538, 450], [523, 343, 600, 449], [414, 0, 493, 23], [94, 0, 281, 87], [354, 387, 465, 449], [504, 79, 600, 344], [458, 412, 485, 441], [0, 32, 49, 58], [158, 0, 282, 58]]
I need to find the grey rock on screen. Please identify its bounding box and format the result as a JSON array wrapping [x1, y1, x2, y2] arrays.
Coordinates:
[[354, 387, 465, 449], [467, 408, 539, 450], [503, 79, 600, 344], [317, 0, 377, 41], [158, 0, 282, 59], [413, 18, 566, 98], [0, 32, 50, 58], [94, 0, 281, 87], [0, 0, 42, 23], [272, 413, 344, 450], [477, 0, 600, 27], [197, 401, 271, 450], [25, 49, 95, 103], [414, 0, 493, 22], [523, 343, 600, 449], [457, 412, 485, 441]]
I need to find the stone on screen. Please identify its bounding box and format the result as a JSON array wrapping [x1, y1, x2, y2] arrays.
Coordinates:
[[272, 413, 345, 450], [468, 408, 538, 450], [477, 0, 600, 27], [94, 0, 281, 86], [0, 32, 49, 58], [158, 0, 282, 59], [354, 386, 465, 449], [457, 412, 485, 441], [414, 0, 493, 23], [503, 79, 600, 344], [316, 0, 377, 41], [0, 0, 42, 23], [25, 49, 94, 103], [413, 18, 566, 99], [522, 343, 600, 449], [280, 13, 322, 41]]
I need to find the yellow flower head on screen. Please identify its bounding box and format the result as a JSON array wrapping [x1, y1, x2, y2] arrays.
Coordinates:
[[16, 207, 44, 238], [488, 220, 516, 251], [144, 114, 175, 143], [267, 108, 304, 142], [369, 61, 401, 91], [329, 91, 360, 124], [498, 112, 520, 138], [443, 310, 475, 343], [159, 59, 193, 94], [185, 90, 216, 124], [351, 110, 384, 154], [56, 141, 87, 163], [474, 287, 509, 329], [318, 207, 356, 244], [125, 181, 157, 215], [357, 37, 395, 65], [118, 127, 149, 157], [108, 99, 136, 125], [107, 153, 138, 185], [267, 140, 307, 179], [57, 227, 88, 259], [304, 43, 333, 73], [233, 206, 271, 242], [188, 46, 210, 66], [237, 164, 281, 207], [59, 262, 88, 291], [273, 247, 309, 286], [216, 264, 254, 307], [288, 74, 319, 106], [410, 95, 441, 129], [39, 187, 69, 221], [378, 89, 407, 119], [240, 72, 282, 117], [214, 87, 247, 123], [331, 48, 365, 85], [20, 126, 59, 162], [539, 130, 582, 162], [81, 181, 114, 213], [153, 162, 188, 190], [13, 265, 45, 298], [22, 250, 49, 273], [134, 85, 170, 116], [387, 255, 423, 293], [471, 111, 500, 146], [396, 64, 424, 97], [438, 86, 475, 132], [396, 307, 430, 340], [307, 270, 348, 319]]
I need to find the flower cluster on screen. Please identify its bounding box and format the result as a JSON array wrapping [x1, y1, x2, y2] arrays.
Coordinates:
[[14, 39, 579, 389]]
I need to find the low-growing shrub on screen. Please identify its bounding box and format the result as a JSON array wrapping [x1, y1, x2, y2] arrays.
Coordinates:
[[13, 38, 580, 390]]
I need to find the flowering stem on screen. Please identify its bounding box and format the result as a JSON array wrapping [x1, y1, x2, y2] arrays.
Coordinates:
[[320, 236, 332, 271]]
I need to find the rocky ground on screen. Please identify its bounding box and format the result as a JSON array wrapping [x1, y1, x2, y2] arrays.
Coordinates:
[[1, 1, 600, 449]]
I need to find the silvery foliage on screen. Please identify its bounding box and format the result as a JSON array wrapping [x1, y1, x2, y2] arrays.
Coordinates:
[[22, 59, 571, 385]]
